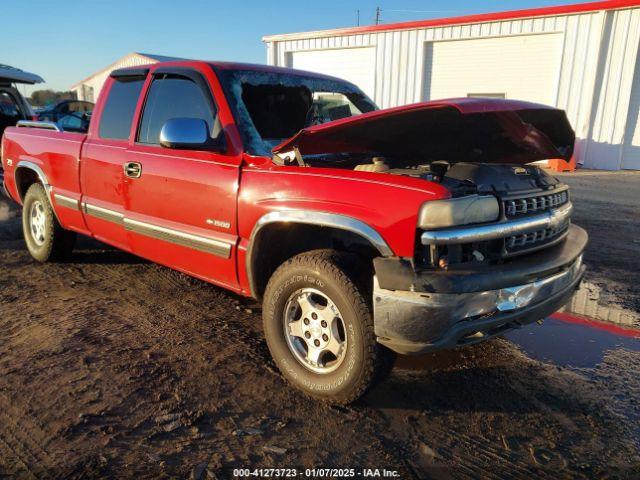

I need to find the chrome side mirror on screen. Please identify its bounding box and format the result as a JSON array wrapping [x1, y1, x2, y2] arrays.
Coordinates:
[[159, 118, 223, 151]]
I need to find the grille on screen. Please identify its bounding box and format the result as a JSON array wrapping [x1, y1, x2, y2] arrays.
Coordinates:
[[504, 190, 568, 218], [505, 219, 570, 253]]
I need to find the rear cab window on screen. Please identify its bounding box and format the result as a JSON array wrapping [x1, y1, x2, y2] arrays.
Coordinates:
[[98, 76, 145, 140]]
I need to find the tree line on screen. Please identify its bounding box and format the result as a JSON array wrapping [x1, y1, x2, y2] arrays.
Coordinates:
[[29, 90, 77, 107]]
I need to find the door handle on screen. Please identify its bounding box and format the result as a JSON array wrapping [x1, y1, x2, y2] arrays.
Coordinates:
[[124, 162, 142, 178]]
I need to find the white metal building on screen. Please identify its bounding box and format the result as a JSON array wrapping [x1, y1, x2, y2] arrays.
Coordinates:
[[70, 52, 182, 103], [263, 0, 640, 170]]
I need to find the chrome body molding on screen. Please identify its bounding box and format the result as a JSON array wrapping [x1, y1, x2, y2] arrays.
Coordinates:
[[16, 120, 62, 132], [123, 218, 232, 258], [82, 202, 124, 225], [79, 201, 232, 258], [246, 209, 394, 298], [53, 193, 80, 211], [421, 202, 573, 245]]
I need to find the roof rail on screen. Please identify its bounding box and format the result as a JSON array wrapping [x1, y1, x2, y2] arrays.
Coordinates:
[[16, 120, 62, 132]]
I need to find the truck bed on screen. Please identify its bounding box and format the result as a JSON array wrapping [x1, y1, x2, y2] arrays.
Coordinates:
[[2, 127, 87, 232]]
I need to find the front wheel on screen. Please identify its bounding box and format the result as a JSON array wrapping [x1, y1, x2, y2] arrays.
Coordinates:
[[22, 183, 76, 262], [263, 249, 389, 404]]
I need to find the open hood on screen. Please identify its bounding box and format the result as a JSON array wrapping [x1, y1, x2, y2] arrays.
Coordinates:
[[0, 64, 44, 85], [273, 98, 575, 165]]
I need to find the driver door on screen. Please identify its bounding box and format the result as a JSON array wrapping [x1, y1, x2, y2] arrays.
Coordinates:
[[122, 67, 241, 290]]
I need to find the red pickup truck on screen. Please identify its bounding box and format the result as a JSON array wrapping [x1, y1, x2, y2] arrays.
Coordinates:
[[1, 60, 587, 403]]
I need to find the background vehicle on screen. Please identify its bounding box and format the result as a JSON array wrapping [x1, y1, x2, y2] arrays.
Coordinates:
[[0, 64, 42, 183], [37, 100, 93, 133], [0, 60, 587, 404]]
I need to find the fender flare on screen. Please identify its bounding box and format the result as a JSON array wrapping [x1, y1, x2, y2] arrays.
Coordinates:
[[14, 160, 51, 202], [246, 209, 394, 298], [14, 161, 64, 223]]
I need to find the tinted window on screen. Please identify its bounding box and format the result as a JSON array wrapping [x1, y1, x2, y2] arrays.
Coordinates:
[[0, 90, 24, 137], [99, 77, 145, 140], [137, 74, 216, 145], [0, 91, 22, 118]]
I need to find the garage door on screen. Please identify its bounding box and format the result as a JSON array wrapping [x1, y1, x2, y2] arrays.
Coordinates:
[[286, 47, 376, 99], [621, 52, 640, 170], [423, 33, 563, 106]]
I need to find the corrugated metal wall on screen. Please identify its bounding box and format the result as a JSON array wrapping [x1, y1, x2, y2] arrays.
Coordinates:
[[266, 7, 640, 170]]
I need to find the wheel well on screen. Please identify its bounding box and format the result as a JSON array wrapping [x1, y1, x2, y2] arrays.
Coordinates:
[[249, 223, 380, 300], [15, 167, 42, 201]]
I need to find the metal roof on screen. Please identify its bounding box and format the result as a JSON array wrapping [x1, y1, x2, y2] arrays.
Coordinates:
[[136, 53, 185, 63], [70, 52, 184, 89], [263, 0, 640, 41]]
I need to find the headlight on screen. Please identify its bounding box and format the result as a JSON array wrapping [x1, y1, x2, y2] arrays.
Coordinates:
[[418, 195, 500, 229]]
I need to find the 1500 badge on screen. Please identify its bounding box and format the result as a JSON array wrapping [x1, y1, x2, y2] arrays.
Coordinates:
[[206, 218, 231, 229]]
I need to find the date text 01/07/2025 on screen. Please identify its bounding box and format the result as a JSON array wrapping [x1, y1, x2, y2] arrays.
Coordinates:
[[232, 468, 401, 477]]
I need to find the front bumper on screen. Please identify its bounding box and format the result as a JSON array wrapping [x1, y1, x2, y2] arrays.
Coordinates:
[[373, 225, 587, 355]]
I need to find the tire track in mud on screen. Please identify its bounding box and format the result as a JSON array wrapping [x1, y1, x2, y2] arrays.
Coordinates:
[[0, 393, 55, 480], [1, 245, 412, 477], [0, 247, 630, 479], [96, 261, 411, 474], [3, 191, 640, 478]]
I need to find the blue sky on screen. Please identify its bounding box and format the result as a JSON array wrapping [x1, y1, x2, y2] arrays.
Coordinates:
[[3, 0, 578, 95]]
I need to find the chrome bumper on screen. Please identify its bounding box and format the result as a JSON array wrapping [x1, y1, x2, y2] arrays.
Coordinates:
[[373, 255, 585, 355], [421, 202, 573, 245]]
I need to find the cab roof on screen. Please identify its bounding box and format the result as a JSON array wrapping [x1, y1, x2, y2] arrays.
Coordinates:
[[111, 60, 351, 85]]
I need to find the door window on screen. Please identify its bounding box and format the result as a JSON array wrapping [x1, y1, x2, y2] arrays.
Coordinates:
[[137, 74, 218, 145]]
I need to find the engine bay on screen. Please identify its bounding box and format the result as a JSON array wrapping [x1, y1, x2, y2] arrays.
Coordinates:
[[297, 153, 562, 199]]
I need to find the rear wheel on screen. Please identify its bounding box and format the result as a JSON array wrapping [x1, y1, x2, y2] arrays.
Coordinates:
[[263, 249, 390, 404], [22, 183, 76, 262]]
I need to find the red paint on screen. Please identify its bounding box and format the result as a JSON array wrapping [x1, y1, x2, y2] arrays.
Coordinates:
[[273, 98, 574, 163], [0, 60, 455, 296], [0, 60, 580, 309], [264, 0, 640, 41], [550, 311, 640, 339]]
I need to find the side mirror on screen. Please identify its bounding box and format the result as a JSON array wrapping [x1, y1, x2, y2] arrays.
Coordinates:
[[159, 117, 224, 151]]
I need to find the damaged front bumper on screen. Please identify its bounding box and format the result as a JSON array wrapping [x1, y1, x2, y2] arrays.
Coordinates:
[[373, 224, 587, 355]]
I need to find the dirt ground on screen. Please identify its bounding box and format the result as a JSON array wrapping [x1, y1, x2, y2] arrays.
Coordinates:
[[0, 170, 639, 479]]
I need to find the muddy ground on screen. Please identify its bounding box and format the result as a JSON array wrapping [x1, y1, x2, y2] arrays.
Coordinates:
[[0, 170, 639, 479]]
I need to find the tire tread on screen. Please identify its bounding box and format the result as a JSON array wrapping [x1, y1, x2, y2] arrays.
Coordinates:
[[264, 249, 389, 404]]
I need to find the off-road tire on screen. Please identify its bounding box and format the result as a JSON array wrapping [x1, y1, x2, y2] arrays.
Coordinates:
[[22, 183, 76, 262], [263, 249, 390, 404]]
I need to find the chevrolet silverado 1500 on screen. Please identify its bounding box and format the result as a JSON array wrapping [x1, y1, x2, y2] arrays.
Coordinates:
[[1, 60, 587, 403]]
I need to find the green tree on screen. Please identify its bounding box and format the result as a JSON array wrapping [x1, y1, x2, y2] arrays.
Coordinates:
[[29, 90, 77, 107]]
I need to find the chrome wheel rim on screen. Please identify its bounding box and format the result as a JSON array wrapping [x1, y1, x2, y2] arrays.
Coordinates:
[[283, 288, 347, 374], [29, 200, 47, 246]]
